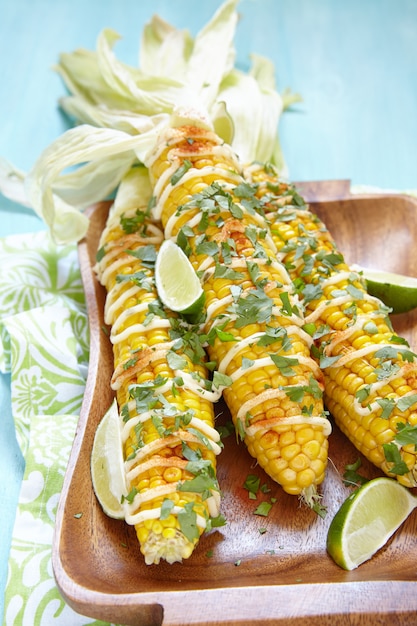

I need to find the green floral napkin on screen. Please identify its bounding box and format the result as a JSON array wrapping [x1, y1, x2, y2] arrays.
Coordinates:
[[0, 231, 114, 625]]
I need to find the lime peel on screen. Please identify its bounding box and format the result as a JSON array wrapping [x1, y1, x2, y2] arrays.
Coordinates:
[[327, 477, 417, 570], [354, 264, 417, 314], [155, 239, 205, 321], [91, 398, 127, 519]]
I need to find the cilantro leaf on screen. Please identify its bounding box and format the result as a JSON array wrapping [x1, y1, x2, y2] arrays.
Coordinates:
[[383, 443, 410, 475], [231, 288, 273, 328], [177, 502, 199, 542], [126, 244, 157, 267], [270, 354, 298, 376], [254, 501, 272, 517], [160, 498, 175, 520], [171, 160, 192, 185], [342, 458, 369, 488], [167, 350, 187, 371], [394, 422, 417, 447]]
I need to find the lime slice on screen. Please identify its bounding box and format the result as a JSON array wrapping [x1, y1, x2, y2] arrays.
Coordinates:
[[327, 477, 417, 570], [357, 265, 417, 314], [91, 398, 127, 519], [155, 239, 205, 321]]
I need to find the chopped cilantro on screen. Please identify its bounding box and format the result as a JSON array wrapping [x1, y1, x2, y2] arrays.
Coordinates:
[[279, 291, 294, 316], [383, 443, 410, 475], [167, 350, 188, 371], [123, 486, 138, 504], [270, 354, 299, 376], [342, 458, 369, 488], [196, 240, 219, 257], [231, 287, 273, 328], [300, 283, 323, 304], [319, 353, 342, 369], [120, 208, 149, 234], [171, 160, 192, 185], [96, 246, 106, 262], [123, 356, 138, 370], [160, 498, 175, 520], [241, 357, 254, 370], [355, 385, 371, 403], [394, 422, 417, 447], [214, 327, 237, 342], [363, 321, 378, 335], [244, 473, 260, 497], [212, 370, 233, 389], [177, 502, 199, 542], [178, 460, 219, 498], [213, 263, 245, 281], [376, 397, 396, 419], [217, 420, 235, 440], [254, 501, 272, 517], [126, 244, 157, 267]]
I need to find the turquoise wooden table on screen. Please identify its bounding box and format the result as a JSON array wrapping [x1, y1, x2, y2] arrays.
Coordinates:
[[1, 0, 416, 623]]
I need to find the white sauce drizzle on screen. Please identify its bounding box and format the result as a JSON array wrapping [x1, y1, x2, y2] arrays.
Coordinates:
[[111, 317, 172, 346], [304, 292, 383, 325], [124, 504, 209, 528], [325, 342, 411, 369], [105, 284, 140, 325], [245, 414, 332, 438]]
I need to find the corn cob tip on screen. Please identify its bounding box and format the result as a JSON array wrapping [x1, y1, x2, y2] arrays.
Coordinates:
[[138, 527, 196, 565], [300, 483, 326, 518]]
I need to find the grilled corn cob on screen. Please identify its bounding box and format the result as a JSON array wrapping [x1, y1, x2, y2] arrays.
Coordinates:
[[246, 162, 417, 488], [145, 125, 331, 503], [95, 167, 223, 564]]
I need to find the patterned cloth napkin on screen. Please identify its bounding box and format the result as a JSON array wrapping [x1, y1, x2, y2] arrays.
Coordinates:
[[0, 231, 115, 625]]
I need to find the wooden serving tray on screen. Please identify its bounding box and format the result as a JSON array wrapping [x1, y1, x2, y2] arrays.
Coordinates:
[[52, 182, 417, 626]]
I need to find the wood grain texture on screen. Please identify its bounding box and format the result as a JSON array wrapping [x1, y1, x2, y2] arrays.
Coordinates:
[[52, 188, 417, 625]]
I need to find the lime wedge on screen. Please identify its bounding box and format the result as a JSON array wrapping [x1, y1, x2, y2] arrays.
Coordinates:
[[357, 266, 417, 314], [327, 477, 417, 570], [91, 398, 127, 519], [155, 239, 205, 322]]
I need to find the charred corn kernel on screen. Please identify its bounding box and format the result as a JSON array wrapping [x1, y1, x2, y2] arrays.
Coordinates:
[[145, 125, 331, 506], [246, 162, 417, 488], [259, 431, 279, 449], [95, 168, 222, 565]]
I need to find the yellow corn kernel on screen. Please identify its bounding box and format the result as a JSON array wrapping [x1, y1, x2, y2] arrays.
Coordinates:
[[151, 520, 163, 535], [296, 468, 316, 489], [162, 527, 177, 540], [163, 467, 183, 483], [281, 443, 301, 462], [136, 526, 149, 544]]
